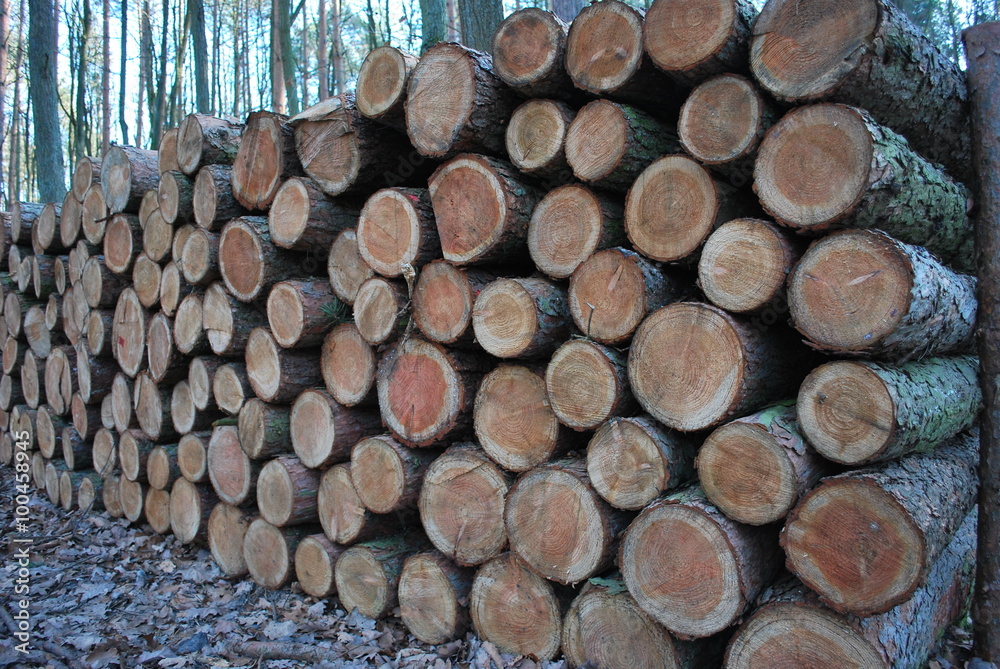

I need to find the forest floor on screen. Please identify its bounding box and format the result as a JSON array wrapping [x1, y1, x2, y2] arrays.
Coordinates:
[[0, 464, 985, 669]]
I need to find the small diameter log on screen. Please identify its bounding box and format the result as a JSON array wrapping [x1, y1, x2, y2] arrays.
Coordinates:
[[180, 228, 219, 285], [171, 380, 217, 435], [789, 230, 977, 360], [230, 110, 302, 210], [84, 309, 114, 358], [412, 261, 495, 346], [178, 431, 213, 483], [119, 429, 155, 482], [81, 184, 109, 246], [399, 551, 474, 645], [472, 276, 570, 359], [782, 430, 979, 616], [102, 213, 142, 274], [267, 279, 342, 349], [146, 313, 185, 384], [203, 281, 268, 357], [36, 404, 66, 459], [218, 216, 304, 302], [101, 473, 122, 516], [208, 503, 256, 577], [193, 164, 247, 230], [696, 401, 831, 525], [207, 425, 260, 506], [102, 145, 160, 214], [318, 463, 404, 544], [335, 536, 424, 619], [357, 187, 439, 278], [11, 202, 44, 245], [213, 362, 252, 416], [755, 104, 974, 271], [354, 277, 408, 346], [294, 533, 345, 598], [238, 398, 291, 459], [112, 288, 147, 377], [33, 202, 65, 255], [132, 253, 163, 308], [144, 487, 172, 534], [159, 127, 181, 174], [173, 292, 208, 356], [505, 99, 575, 183], [160, 261, 196, 317], [46, 292, 64, 330], [188, 356, 223, 411], [419, 444, 511, 566], [289, 388, 382, 468], [78, 473, 105, 512], [20, 350, 42, 409], [31, 254, 58, 299], [0, 374, 24, 411], [110, 372, 135, 433], [405, 43, 517, 159], [82, 255, 130, 308], [428, 154, 541, 265], [470, 552, 565, 662], [157, 170, 195, 225], [327, 228, 374, 304], [293, 93, 421, 197], [620, 486, 781, 638], [53, 258, 68, 295], [243, 519, 307, 590], [170, 478, 218, 544], [350, 435, 434, 514], [566, 101, 681, 193], [356, 45, 419, 131], [92, 428, 118, 478], [797, 355, 981, 466], [142, 208, 175, 263], [492, 8, 573, 98], [71, 392, 102, 440], [23, 305, 55, 358], [171, 225, 195, 273], [474, 364, 571, 472], [245, 328, 323, 404], [118, 475, 147, 523], [16, 255, 30, 293], [58, 470, 97, 509], [176, 113, 243, 176], [698, 218, 801, 314], [269, 177, 359, 256], [569, 247, 685, 344], [32, 452, 46, 490], [545, 340, 637, 431], [528, 184, 626, 280], [73, 156, 102, 201], [138, 190, 160, 230], [628, 302, 806, 432], [377, 338, 490, 447], [257, 454, 320, 526], [135, 372, 177, 442], [321, 324, 376, 407], [6, 288, 41, 339], [750, 0, 971, 183]]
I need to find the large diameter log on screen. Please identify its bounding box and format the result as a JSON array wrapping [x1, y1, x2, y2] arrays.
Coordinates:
[[569, 247, 685, 344], [208, 503, 256, 577], [203, 281, 268, 357], [158, 127, 181, 174], [245, 328, 322, 404], [472, 276, 570, 359], [213, 362, 252, 416], [238, 398, 291, 459], [294, 534, 345, 598], [256, 454, 320, 527], [102, 146, 160, 214], [528, 185, 625, 280], [268, 177, 359, 255], [81, 184, 109, 246], [782, 430, 979, 616], [418, 444, 511, 566], [102, 213, 142, 274], [350, 435, 434, 514], [621, 487, 781, 638], [399, 551, 474, 645], [336, 536, 426, 620], [505, 100, 575, 182], [207, 424, 260, 506], [412, 261, 494, 346], [321, 324, 376, 407], [797, 355, 981, 466], [492, 8, 573, 98], [357, 187, 439, 278], [170, 478, 217, 544], [157, 170, 195, 225], [629, 302, 806, 431], [755, 104, 974, 271], [178, 430, 212, 483], [318, 463, 405, 544], [696, 401, 831, 525], [428, 154, 541, 266], [193, 165, 247, 230], [566, 101, 681, 193], [230, 110, 302, 210], [405, 43, 518, 159], [750, 0, 971, 184], [176, 113, 243, 176], [267, 279, 342, 349], [355, 45, 419, 131], [376, 338, 490, 447], [545, 340, 636, 431], [354, 277, 407, 346], [112, 288, 147, 377], [327, 228, 374, 305], [218, 216, 303, 302], [789, 230, 977, 360], [289, 388, 382, 468], [470, 552, 565, 661], [243, 519, 308, 590]]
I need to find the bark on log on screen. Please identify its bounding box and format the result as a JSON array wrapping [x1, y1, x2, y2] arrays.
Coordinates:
[[82, 255, 130, 309], [412, 261, 495, 347], [354, 277, 408, 346], [529, 185, 625, 280], [213, 362, 252, 416], [268, 177, 359, 256], [207, 425, 259, 506], [350, 435, 435, 514], [230, 111, 303, 211], [245, 328, 323, 404], [321, 324, 377, 407], [208, 503, 256, 577], [257, 454, 320, 527], [356, 46, 419, 131], [202, 281, 268, 357], [193, 164, 247, 231], [103, 213, 143, 274], [238, 398, 292, 459], [318, 462, 407, 544], [218, 216, 304, 302], [492, 8, 574, 99], [243, 519, 308, 590], [472, 276, 570, 359], [327, 228, 374, 305], [102, 146, 160, 214], [266, 279, 343, 349], [398, 551, 474, 645], [176, 113, 244, 176], [177, 430, 212, 483], [289, 388, 382, 468], [11, 202, 44, 245], [294, 533, 345, 598], [335, 536, 426, 619], [357, 187, 439, 278]]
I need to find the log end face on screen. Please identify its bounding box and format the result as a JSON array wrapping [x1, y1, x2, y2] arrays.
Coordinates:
[[566, 101, 629, 183], [529, 184, 604, 280], [546, 340, 621, 430], [377, 339, 462, 446], [244, 518, 293, 590], [399, 553, 462, 645], [295, 535, 339, 598], [177, 114, 206, 176], [193, 167, 219, 229], [405, 45, 477, 157], [493, 8, 564, 88], [174, 294, 206, 355], [506, 100, 571, 173], [290, 389, 339, 469], [319, 464, 366, 544], [246, 328, 282, 403], [699, 218, 791, 314], [358, 189, 422, 277], [169, 477, 204, 544], [472, 279, 539, 358], [351, 436, 407, 514], [208, 425, 253, 505], [354, 277, 403, 346], [208, 503, 252, 577], [569, 248, 649, 343], [566, 0, 644, 94], [429, 157, 507, 265], [328, 229, 374, 304], [412, 261, 474, 344], [644, 0, 738, 72], [257, 459, 296, 527], [588, 418, 669, 511], [322, 324, 377, 407], [269, 178, 312, 250], [335, 547, 391, 619], [475, 365, 561, 472], [220, 220, 266, 302], [357, 46, 410, 119], [679, 74, 764, 164], [267, 282, 306, 348], [101, 146, 133, 214]]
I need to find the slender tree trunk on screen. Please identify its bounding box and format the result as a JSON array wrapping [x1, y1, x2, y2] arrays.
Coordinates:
[[75, 0, 92, 163], [8, 0, 24, 204], [318, 0, 328, 99], [102, 0, 110, 155], [189, 0, 209, 112], [419, 0, 445, 52], [445, 0, 458, 41], [28, 0, 66, 202], [119, 0, 128, 143], [138, 0, 150, 146], [0, 0, 8, 208], [332, 0, 344, 94], [167, 1, 192, 127], [365, 0, 377, 50], [299, 10, 308, 108], [150, 0, 169, 147], [211, 0, 219, 112], [457, 0, 499, 51], [551, 0, 584, 22], [271, 0, 286, 113]]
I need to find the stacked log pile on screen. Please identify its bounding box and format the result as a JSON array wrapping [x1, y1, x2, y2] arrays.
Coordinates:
[[0, 0, 986, 665]]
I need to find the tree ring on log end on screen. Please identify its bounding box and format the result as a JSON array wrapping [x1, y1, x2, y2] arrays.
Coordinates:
[[243, 519, 292, 590], [246, 328, 282, 402], [566, 101, 629, 183], [357, 46, 410, 118], [568, 248, 652, 343], [493, 8, 563, 87], [506, 100, 571, 173], [219, 219, 266, 301], [267, 282, 307, 348], [270, 178, 312, 249], [428, 157, 506, 265], [679, 74, 764, 164], [335, 547, 391, 619], [207, 425, 254, 505], [209, 503, 252, 577], [412, 261, 475, 344], [699, 218, 790, 314], [318, 464, 366, 543], [588, 418, 671, 511], [565, 1, 644, 94], [351, 436, 407, 514], [529, 184, 605, 280], [398, 553, 461, 645], [358, 189, 423, 277], [377, 339, 463, 446], [405, 45, 477, 157], [472, 279, 539, 358], [322, 324, 376, 406], [545, 340, 621, 430], [475, 365, 561, 472], [645, 0, 738, 72]]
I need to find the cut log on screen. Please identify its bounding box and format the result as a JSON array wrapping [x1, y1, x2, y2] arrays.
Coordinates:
[[2, 336, 23, 376], [171, 380, 217, 435], [78, 473, 105, 512], [245, 328, 323, 404], [20, 350, 42, 409], [528, 185, 625, 280], [782, 430, 979, 616], [31, 254, 58, 299], [545, 340, 637, 431], [569, 247, 685, 344], [174, 292, 209, 355], [218, 216, 303, 302], [178, 430, 212, 483], [350, 435, 434, 514], [294, 533, 345, 598], [267, 279, 342, 348], [213, 362, 252, 416], [188, 356, 223, 411], [23, 304, 56, 358], [492, 8, 573, 98], [321, 324, 376, 407], [193, 164, 247, 231], [179, 228, 219, 286], [0, 374, 24, 411], [77, 348, 117, 403], [797, 355, 981, 465], [566, 101, 681, 193], [620, 486, 781, 638], [335, 536, 424, 619], [146, 312, 185, 384], [103, 213, 143, 274], [112, 288, 147, 377], [398, 551, 474, 645], [243, 519, 307, 590], [405, 43, 518, 159], [238, 398, 291, 459], [750, 0, 971, 183], [356, 45, 419, 131], [318, 463, 406, 544], [44, 461, 65, 505], [84, 309, 114, 358], [60, 191, 85, 250], [119, 428, 155, 482], [144, 486, 172, 534], [208, 503, 256, 577], [70, 392, 102, 440], [470, 552, 565, 661], [82, 255, 130, 309], [53, 345, 79, 416], [11, 202, 44, 245], [289, 388, 382, 468], [171, 224, 195, 272], [268, 177, 359, 258], [32, 202, 64, 255], [92, 428, 118, 478], [138, 190, 159, 230], [207, 425, 259, 506], [231, 110, 303, 210], [134, 372, 176, 441], [159, 261, 196, 317], [203, 281, 268, 357], [73, 156, 102, 201], [118, 475, 146, 523], [176, 113, 243, 176], [354, 276, 408, 346], [158, 127, 181, 174], [36, 404, 66, 459], [327, 228, 374, 304], [257, 454, 320, 526], [157, 170, 195, 226], [412, 261, 495, 346], [628, 302, 806, 431], [81, 184, 109, 246], [472, 276, 570, 359], [53, 258, 68, 296], [789, 230, 977, 360], [59, 469, 97, 510], [110, 372, 135, 433], [419, 444, 511, 566], [46, 292, 64, 331], [142, 207, 174, 263], [170, 477, 217, 544], [102, 145, 160, 214], [357, 187, 438, 278], [4, 290, 36, 339], [69, 282, 91, 346], [505, 100, 575, 183]]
